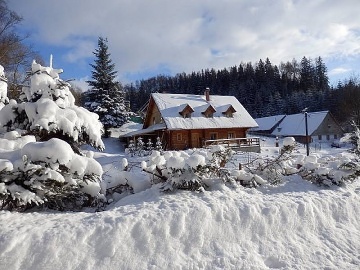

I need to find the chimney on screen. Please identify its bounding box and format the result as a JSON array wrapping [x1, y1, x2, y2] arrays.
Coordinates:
[[205, 87, 210, 101]]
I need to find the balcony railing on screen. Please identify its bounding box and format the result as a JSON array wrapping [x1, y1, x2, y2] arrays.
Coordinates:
[[203, 137, 261, 152]]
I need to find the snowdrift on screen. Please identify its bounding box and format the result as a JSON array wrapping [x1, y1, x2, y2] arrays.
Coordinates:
[[1, 178, 359, 270]]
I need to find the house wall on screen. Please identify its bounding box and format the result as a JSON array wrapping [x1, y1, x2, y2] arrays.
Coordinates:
[[311, 113, 344, 142], [167, 128, 248, 150]]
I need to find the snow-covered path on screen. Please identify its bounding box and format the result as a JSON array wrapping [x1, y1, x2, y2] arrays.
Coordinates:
[[1, 177, 359, 270]]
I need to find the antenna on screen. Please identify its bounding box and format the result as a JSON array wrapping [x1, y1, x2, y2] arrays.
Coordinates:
[[49, 54, 53, 68]]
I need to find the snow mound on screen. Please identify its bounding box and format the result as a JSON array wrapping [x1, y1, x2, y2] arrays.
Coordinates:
[[0, 180, 359, 269]]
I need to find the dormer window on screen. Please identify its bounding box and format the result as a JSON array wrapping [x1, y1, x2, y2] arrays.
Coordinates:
[[179, 104, 194, 118], [222, 105, 236, 118], [202, 105, 216, 118]]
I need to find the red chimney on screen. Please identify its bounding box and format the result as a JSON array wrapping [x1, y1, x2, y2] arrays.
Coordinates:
[[205, 87, 210, 101]]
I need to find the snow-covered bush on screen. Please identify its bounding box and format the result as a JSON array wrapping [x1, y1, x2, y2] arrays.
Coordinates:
[[245, 138, 297, 185], [297, 152, 360, 187], [142, 146, 235, 191], [0, 138, 104, 211], [105, 157, 151, 202]]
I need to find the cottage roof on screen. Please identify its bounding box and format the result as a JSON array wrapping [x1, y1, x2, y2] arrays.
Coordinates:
[[252, 115, 286, 131], [271, 111, 329, 136], [151, 93, 258, 130]]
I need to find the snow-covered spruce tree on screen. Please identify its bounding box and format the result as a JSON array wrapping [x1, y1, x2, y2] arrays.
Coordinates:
[[83, 37, 129, 137], [0, 65, 9, 110], [145, 138, 154, 155], [0, 62, 105, 211], [136, 136, 145, 156], [126, 139, 136, 157], [155, 136, 163, 153]]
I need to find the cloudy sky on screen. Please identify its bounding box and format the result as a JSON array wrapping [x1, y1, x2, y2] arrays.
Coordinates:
[[9, 0, 360, 89]]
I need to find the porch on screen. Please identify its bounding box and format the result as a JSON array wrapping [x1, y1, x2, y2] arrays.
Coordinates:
[[203, 137, 261, 153]]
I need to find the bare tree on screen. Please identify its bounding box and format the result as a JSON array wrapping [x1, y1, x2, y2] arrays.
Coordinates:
[[0, 0, 43, 99]]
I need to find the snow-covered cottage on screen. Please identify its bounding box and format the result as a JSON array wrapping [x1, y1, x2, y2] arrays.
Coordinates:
[[121, 90, 259, 151], [258, 111, 344, 144]]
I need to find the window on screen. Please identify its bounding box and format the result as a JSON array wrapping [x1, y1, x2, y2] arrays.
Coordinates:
[[228, 132, 235, 139], [179, 104, 194, 118], [222, 105, 236, 118], [177, 133, 182, 141], [326, 135, 330, 140], [210, 133, 217, 140], [202, 105, 216, 118], [334, 134, 338, 139], [318, 135, 322, 140]]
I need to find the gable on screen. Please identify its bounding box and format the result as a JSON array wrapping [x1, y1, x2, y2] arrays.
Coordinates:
[[179, 104, 194, 118], [143, 96, 162, 129], [201, 104, 216, 117], [271, 111, 337, 136]]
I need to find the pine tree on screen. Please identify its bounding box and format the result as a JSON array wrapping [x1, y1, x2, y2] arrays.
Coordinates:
[[83, 37, 129, 136]]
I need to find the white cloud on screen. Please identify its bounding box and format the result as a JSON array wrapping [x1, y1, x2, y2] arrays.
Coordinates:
[[8, 0, 360, 82], [329, 67, 351, 76]]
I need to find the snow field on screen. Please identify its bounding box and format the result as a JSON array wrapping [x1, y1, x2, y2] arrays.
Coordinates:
[[1, 178, 359, 270]]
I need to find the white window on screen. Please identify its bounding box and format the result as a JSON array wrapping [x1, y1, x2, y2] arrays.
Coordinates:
[[228, 132, 235, 139], [210, 133, 217, 140]]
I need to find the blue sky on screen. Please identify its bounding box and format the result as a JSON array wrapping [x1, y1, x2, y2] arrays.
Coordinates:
[[8, 0, 360, 90]]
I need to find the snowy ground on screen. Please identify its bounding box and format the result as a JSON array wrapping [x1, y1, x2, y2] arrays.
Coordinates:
[[0, 130, 359, 270]]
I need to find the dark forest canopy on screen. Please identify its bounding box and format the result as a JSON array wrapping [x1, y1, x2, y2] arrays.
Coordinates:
[[124, 56, 360, 128]]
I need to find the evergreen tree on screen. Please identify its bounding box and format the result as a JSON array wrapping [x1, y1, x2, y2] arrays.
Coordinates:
[[315, 56, 329, 91], [0, 62, 104, 210], [83, 37, 129, 136]]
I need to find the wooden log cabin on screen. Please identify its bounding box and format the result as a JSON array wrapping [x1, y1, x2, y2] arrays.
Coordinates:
[[121, 89, 259, 151]]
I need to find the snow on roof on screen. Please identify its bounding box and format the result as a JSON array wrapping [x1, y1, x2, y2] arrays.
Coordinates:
[[272, 111, 329, 136], [123, 123, 166, 137], [151, 93, 258, 130], [252, 114, 286, 131]]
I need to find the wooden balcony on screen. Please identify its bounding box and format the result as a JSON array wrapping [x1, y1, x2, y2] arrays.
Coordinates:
[[204, 137, 261, 153]]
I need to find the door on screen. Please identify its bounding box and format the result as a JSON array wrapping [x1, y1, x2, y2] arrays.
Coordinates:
[[191, 133, 200, 148]]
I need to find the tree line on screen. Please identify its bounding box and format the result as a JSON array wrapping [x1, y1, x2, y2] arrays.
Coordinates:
[[124, 57, 360, 128]]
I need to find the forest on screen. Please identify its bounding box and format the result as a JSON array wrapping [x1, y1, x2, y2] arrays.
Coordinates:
[[124, 56, 360, 129]]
